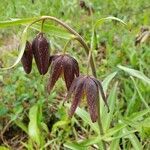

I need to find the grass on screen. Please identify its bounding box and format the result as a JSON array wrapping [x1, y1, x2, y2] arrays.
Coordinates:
[[0, 0, 150, 149]]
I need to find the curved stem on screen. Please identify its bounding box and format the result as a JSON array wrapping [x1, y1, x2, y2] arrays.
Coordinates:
[[41, 19, 45, 32], [27, 16, 97, 77]]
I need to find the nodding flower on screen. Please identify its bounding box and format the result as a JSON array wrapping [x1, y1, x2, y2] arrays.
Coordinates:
[[21, 41, 33, 74], [32, 32, 50, 75], [66, 75, 109, 123], [47, 54, 79, 93]]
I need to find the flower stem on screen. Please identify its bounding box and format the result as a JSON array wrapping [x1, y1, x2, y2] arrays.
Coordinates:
[[27, 16, 97, 77], [41, 19, 45, 32]]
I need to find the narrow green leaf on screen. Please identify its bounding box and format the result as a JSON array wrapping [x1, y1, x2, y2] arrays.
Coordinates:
[[123, 127, 142, 150], [78, 129, 137, 146], [0, 17, 38, 28], [0, 26, 28, 70], [64, 142, 87, 150], [109, 131, 121, 150], [130, 76, 149, 108], [118, 65, 150, 84], [74, 106, 99, 133], [127, 109, 150, 121], [103, 82, 118, 131], [40, 122, 49, 134], [28, 104, 42, 146], [15, 120, 28, 134], [102, 71, 118, 92], [31, 23, 74, 39], [104, 123, 126, 137], [95, 16, 127, 29], [100, 72, 118, 119], [65, 103, 99, 133]]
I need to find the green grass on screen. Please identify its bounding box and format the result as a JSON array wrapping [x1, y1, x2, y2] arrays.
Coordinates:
[[0, 0, 150, 149]]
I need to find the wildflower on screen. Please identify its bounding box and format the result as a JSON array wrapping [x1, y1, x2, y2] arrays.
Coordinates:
[[32, 32, 50, 75], [47, 54, 79, 93], [21, 41, 33, 74], [66, 75, 109, 122]]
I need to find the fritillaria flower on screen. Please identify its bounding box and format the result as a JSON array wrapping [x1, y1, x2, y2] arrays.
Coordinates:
[[21, 41, 33, 74], [47, 54, 79, 93], [32, 32, 50, 75], [66, 75, 109, 122]]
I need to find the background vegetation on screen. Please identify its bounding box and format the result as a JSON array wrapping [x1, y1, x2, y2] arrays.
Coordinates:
[[0, 0, 150, 149]]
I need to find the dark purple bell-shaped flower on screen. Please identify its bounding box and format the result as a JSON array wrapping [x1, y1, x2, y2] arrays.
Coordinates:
[[21, 41, 33, 74], [66, 75, 109, 122], [47, 54, 79, 93], [32, 32, 50, 75]]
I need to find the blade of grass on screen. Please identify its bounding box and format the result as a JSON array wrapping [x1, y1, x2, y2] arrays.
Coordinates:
[[102, 82, 118, 131], [95, 16, 127, 28], [130, 76, 149, 109], [123, 127, 142, 150], [28, 104, 44, 147], [0, 17, 38, 28], [102, 71, 118, 92], [30, 23, 74, 39], [64, 142, 87, 150], [0, 25, 28, 70], [118, 65, 150, 84]]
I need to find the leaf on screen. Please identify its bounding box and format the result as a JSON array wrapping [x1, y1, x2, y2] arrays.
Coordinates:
[[104, 123, 126, 137], [30, 23, 74, 39], [94, 16, 127, 29], [78, 128, 137, 146], [40, 122, 49, 134], [118, 65, 150, 84], [102, 71, 118, 92], [127, 109, 150, 121], [15, 120, 28, 134], [109, 131, 121, 150], [102, 82, 118, 131], [123, 127, 142, 150], [99, 72, 118, 119], [28, 104, 43, 146], [0, 26, 28, 70], [65, 103, 99, 133], [0, 17, 38, 28], [130, 76, 149, 108], [74, 106, 99, 133], [64, 142, 87, 150], [91, 16, 126, 54]]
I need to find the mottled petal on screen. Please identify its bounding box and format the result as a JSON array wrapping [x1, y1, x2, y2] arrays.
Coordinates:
[[69, 77, 85, 117], [63, 55, 75, 90], [47, 57, 62, 93], [21, 41, 33, 74], [85, 77, 99, 122], [92, 78, 110, 112], [72, 57, 79, 77], [32, 33, 50, 75], [66, 75, 84, 100], [49, 55, 59, 66]]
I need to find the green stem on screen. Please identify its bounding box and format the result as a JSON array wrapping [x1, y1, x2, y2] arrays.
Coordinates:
[[27, 16, 97, 77], [41, 19, 45, 32]]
